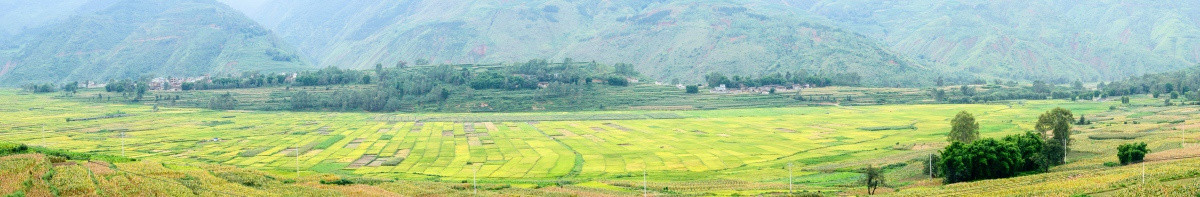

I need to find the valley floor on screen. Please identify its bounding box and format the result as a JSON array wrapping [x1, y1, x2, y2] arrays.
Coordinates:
[[2, 90, 1198, 196]]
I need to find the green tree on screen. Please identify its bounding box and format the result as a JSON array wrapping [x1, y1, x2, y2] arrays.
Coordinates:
[[860, 164, 886, 195], [685, 85, 699, 94], [948, 111, 980, 143], [62, 81, 79, 94], [134, 82, 149, 101], [1117, 142, 1148, 165], [1036, 107, 1073, 165], [1121, 96, 1130, 104], [1003, 132, 1047, 172]]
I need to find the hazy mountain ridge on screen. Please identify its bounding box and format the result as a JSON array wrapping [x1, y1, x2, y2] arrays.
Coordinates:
[[244, 0, 936, 86], [0, 0, 309, 84], [796, 0, 1200, 83]]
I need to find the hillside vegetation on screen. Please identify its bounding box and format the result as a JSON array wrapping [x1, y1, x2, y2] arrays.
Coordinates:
[[0, 0, 309, 84], [799, 0, 1200, 83], [247, 0, 935, 86]]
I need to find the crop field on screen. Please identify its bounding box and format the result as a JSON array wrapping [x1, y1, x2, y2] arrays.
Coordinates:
[[3, 90, 1200, 195]]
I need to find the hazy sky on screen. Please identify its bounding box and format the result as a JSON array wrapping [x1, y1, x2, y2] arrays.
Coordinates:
[[217, 0, 270, 13]]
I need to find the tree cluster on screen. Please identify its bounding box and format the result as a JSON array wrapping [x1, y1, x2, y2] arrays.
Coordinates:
[[22, 83, 58, 93], [1117, 142, 1148, 165], [939, 108, 1074, 184], [1036, 108, 1073, 165], [294, 67, 370, 86], [929, 80, 1103, 104], [185, 72, 292, 90], [941, 132, 1048, 184], [1101, 65, 1200, 103], [282, 59, 639, 112], [704, 71, 861, 88]]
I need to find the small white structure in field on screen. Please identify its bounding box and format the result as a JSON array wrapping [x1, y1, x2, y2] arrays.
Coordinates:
[[712, 84, 728, 93]]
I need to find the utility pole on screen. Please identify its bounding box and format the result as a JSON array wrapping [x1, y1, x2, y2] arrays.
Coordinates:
[[788, 162, 794, 196], [473, 167, 478, 196], [295, 145, 300, 180], [930, 154, 934, 179], [643, 169, 648, 197], [121, 131, 126, 158]]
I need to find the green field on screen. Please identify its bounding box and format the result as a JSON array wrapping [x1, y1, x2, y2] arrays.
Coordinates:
[[3, 89, 1200, 196]]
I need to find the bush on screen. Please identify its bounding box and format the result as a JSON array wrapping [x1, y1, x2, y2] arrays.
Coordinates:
[[0, 142, 29, 155], [685, 85, 699, 94], [1117, 142, 1148, 165], [320, 179, 353, 185]]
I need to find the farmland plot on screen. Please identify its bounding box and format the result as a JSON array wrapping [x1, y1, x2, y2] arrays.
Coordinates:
[[4, 91, 1199, 195]]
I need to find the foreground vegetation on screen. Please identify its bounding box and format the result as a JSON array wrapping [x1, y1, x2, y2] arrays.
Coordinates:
[[3, 89, 1199, 196]]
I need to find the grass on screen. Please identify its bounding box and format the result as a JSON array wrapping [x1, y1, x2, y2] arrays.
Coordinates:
[[2, 90, 1199, 195]]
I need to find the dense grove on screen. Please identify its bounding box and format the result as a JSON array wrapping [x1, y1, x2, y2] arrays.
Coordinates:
[[937, 108, 1073, 184], [703, 71, 862, 88], [284, 60, 639, 112], [1100, 65, 1200, 102]]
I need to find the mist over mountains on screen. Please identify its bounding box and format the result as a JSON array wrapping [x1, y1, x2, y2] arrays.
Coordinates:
[[4, 0, 1199, 85]]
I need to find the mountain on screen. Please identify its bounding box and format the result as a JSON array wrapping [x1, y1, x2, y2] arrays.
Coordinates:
[[239, 0, 935, 86], [0, 0, 94, 37], [793, 0, 1200, 83], [0, 0, 309, 84]]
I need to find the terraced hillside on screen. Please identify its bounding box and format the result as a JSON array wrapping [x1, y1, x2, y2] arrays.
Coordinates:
[[3, 90, 1199, 195], [0, 0, 310, 84]]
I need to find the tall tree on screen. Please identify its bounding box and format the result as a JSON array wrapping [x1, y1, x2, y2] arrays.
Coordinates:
[[861, 164, 886, 195], [949, 111, 980, 143], [1036, 107, 1074, 165]]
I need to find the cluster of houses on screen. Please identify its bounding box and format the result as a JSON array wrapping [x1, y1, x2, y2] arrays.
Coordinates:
[[655, 82, 817, 95], [147, 76, 210, 91], [712, 84, 815, 94]]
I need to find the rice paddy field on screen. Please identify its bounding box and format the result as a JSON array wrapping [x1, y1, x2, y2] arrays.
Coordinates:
[[3, 89, 1200, 196]]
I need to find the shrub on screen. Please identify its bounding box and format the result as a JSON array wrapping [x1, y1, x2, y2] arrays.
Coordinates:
[[320, 179, 353, 185], [685, 85, 699, 94], [1117, 142, 1148, 165], [0, 142, 29, 155]]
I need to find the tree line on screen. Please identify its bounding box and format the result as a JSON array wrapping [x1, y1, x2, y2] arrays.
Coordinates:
[[1099, 65, 1200, 104], [703, 71, 862, 88], [283, 59, 641, 112], [929, 79, 1103, 104]]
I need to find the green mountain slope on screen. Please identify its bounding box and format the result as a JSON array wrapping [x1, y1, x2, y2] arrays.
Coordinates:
[[795, 0, 1200, 83], [247, 0, 935, 86], [0, 0, 309, 84]]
